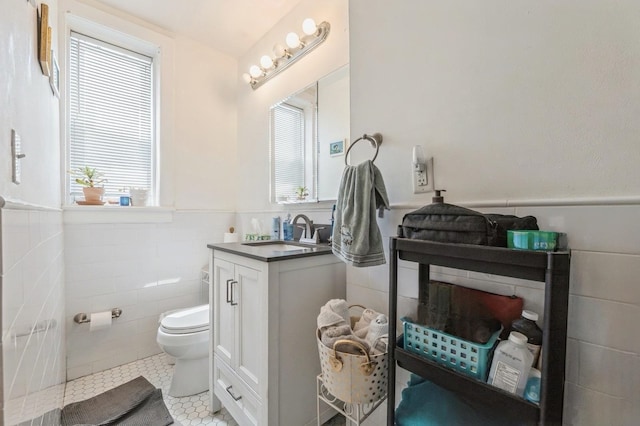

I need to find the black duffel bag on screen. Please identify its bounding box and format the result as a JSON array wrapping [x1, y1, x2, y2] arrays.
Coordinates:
[[399, 191, 538, 247]]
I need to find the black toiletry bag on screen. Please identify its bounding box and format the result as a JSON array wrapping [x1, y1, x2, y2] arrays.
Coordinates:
[[399, 193, 538, 247]]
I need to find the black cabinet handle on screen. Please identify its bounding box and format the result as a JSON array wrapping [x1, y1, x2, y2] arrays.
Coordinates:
[[225, 385, 242, 401], [226, 279, 233, 303]]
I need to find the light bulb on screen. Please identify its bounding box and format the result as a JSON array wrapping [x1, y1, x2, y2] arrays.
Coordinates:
[[249, 65, 263, 78], [285, 32, 301, 49], [273, 43, 287, 58], [260, 55, 274, 69], [242, 73, 252, 84], [302, 18, 317, 36]]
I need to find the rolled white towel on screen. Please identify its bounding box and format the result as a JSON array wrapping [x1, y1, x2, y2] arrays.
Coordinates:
[[353, 308, 379, 333], [365, 314, 389, 347], [354, 308, 384, 338]]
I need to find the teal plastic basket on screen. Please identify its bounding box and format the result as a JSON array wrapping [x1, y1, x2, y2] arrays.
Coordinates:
[[403, 320, 500, 381]]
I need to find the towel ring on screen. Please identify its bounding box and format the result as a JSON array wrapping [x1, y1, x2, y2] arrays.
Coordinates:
[[345, 133, 383, 165]]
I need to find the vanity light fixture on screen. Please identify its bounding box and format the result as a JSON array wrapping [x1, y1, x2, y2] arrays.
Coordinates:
[[242, 18, 330, 90]]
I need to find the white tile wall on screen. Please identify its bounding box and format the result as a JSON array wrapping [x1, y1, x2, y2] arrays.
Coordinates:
[[1, 208, 66, 425], [64, 211, 234, 380], [343, 203, 640, 426]]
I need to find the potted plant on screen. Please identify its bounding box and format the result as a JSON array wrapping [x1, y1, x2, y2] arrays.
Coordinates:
[[295, 186, 309, 200], [69, 166, 106, 203]]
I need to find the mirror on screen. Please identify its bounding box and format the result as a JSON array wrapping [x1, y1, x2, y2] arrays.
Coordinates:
[[270, 65, 349, 203]]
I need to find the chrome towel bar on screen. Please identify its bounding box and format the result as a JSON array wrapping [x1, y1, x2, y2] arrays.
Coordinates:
[[345, 133, 383, 165]]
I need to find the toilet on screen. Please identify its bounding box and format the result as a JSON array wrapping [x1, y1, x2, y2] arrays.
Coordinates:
[[157, 304, 211, 397]]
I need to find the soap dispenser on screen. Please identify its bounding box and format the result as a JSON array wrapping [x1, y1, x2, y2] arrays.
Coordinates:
[[432, 189, 446, 203]]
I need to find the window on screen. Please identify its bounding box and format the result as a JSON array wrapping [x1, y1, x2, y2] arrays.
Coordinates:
[[271, 102, 308, 201], [68, 31, 154, 202]]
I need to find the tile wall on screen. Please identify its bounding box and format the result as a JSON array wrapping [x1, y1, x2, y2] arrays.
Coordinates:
[[64, 211, 234, 380], [1, 207, 66, 425], [340, 203, 640, 426]]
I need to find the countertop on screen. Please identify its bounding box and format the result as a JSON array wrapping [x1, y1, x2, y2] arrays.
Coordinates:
[[207, 240, 334, 262]]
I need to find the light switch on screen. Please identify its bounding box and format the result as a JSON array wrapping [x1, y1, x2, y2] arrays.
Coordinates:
[[11, 129, 25, 184]]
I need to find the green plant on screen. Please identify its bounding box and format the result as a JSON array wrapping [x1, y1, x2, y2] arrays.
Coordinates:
[[69, 166, 106, 187], [296, 186, 309, 199]]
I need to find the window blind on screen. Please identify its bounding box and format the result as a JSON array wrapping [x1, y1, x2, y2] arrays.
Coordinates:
[[69, 31, 154, 199], [271, 103, 305, 200]]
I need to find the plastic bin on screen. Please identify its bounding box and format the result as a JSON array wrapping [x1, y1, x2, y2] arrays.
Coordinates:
[[403, 320, 500, 381]]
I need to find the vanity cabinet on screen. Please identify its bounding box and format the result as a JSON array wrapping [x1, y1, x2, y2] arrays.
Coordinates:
[[209, 247, 346, 426], [386, 238, 571, 425]]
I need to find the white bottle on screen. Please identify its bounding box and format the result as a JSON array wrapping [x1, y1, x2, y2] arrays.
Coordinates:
[[487, 331, 534, 397]]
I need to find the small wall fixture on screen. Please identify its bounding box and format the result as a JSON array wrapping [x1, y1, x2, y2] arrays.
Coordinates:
[[243, 18, 330, 90]]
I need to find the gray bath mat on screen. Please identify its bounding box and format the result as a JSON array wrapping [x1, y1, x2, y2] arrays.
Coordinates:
[[61, 376, 175, 426]]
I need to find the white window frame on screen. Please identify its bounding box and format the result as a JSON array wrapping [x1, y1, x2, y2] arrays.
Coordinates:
[[63, 15, 161, 206]]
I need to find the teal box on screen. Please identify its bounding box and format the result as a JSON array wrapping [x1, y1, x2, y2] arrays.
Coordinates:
[[507, 230, 558, 251], [403, 320, 500, 381]]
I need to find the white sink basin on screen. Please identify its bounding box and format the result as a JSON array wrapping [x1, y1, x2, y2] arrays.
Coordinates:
[[242, 242, 314, 252], [263, 244, 310, 252]]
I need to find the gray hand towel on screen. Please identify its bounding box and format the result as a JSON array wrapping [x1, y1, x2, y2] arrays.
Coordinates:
[[331, 160, 389, 267]]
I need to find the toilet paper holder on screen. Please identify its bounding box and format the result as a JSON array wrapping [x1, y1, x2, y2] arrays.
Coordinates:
[[74, 308, 122, 324]]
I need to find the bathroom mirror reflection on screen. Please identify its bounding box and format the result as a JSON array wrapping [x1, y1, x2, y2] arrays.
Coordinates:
[[270, 65, 349, 204]]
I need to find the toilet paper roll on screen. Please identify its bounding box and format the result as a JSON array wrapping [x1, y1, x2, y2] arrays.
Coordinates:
[[89, 311, 112, 332], [224, 232, 239, 243]]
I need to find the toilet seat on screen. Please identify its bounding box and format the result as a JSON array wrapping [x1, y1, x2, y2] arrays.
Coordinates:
[[160, 304, 209, 335]]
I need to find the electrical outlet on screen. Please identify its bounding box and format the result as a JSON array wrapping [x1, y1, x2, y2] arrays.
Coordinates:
[[413, 157, 434, 193]]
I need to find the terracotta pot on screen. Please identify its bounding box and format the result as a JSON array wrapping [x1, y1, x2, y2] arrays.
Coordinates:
[[83, 187, 104, 202]]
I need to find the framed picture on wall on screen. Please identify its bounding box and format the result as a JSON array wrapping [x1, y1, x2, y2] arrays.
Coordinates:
[[37, 3, 51, 76], [50, 50, 59, 97], [329, 140, 345, 157]]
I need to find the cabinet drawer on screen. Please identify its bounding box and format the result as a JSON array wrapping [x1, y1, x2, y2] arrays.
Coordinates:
[[214, 356, 261, 426]]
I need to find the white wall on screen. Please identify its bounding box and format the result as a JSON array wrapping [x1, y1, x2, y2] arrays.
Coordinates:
[[350, 0, 640, 206], [1, 1, 66, 424], [348, 1, 640, 425], [317, 65, 349, 201], [1, 208, 65, 425], [0, 0, 61, 208]]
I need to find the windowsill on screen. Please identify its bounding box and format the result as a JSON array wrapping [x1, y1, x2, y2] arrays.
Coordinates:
[[63, 205, 175, 224]]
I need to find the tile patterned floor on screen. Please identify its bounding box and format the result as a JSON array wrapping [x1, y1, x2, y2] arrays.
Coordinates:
[[63, 353, 237, 426], [63, 353, 346, 426]]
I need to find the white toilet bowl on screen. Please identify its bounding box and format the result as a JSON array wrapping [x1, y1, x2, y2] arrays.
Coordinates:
[[157, 304, 211, 397]]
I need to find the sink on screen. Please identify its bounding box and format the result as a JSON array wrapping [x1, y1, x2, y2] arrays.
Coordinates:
[[242, 241, 319, 253], [244, 243, 310, 252]]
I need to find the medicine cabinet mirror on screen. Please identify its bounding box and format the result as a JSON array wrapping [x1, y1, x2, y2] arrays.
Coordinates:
[[270, 65, 349, 204]]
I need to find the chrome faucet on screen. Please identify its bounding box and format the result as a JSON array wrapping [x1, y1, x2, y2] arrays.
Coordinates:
[[292, 214, 314, 242]]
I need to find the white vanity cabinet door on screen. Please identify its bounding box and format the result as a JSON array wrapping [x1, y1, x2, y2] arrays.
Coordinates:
[[212, 253, 265, 397], [233, 263, 263, 393], [213, 258, 235, 367]]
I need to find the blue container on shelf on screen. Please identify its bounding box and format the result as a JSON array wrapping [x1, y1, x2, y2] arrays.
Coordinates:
[[403, 319, 501, 381], [507, 230, 558, 251]]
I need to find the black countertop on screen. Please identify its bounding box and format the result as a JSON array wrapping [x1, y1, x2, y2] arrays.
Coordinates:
[[207, 240, 334, 262]]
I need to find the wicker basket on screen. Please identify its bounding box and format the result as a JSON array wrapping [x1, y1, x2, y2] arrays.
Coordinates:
[[316, 307, 388, 405]]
